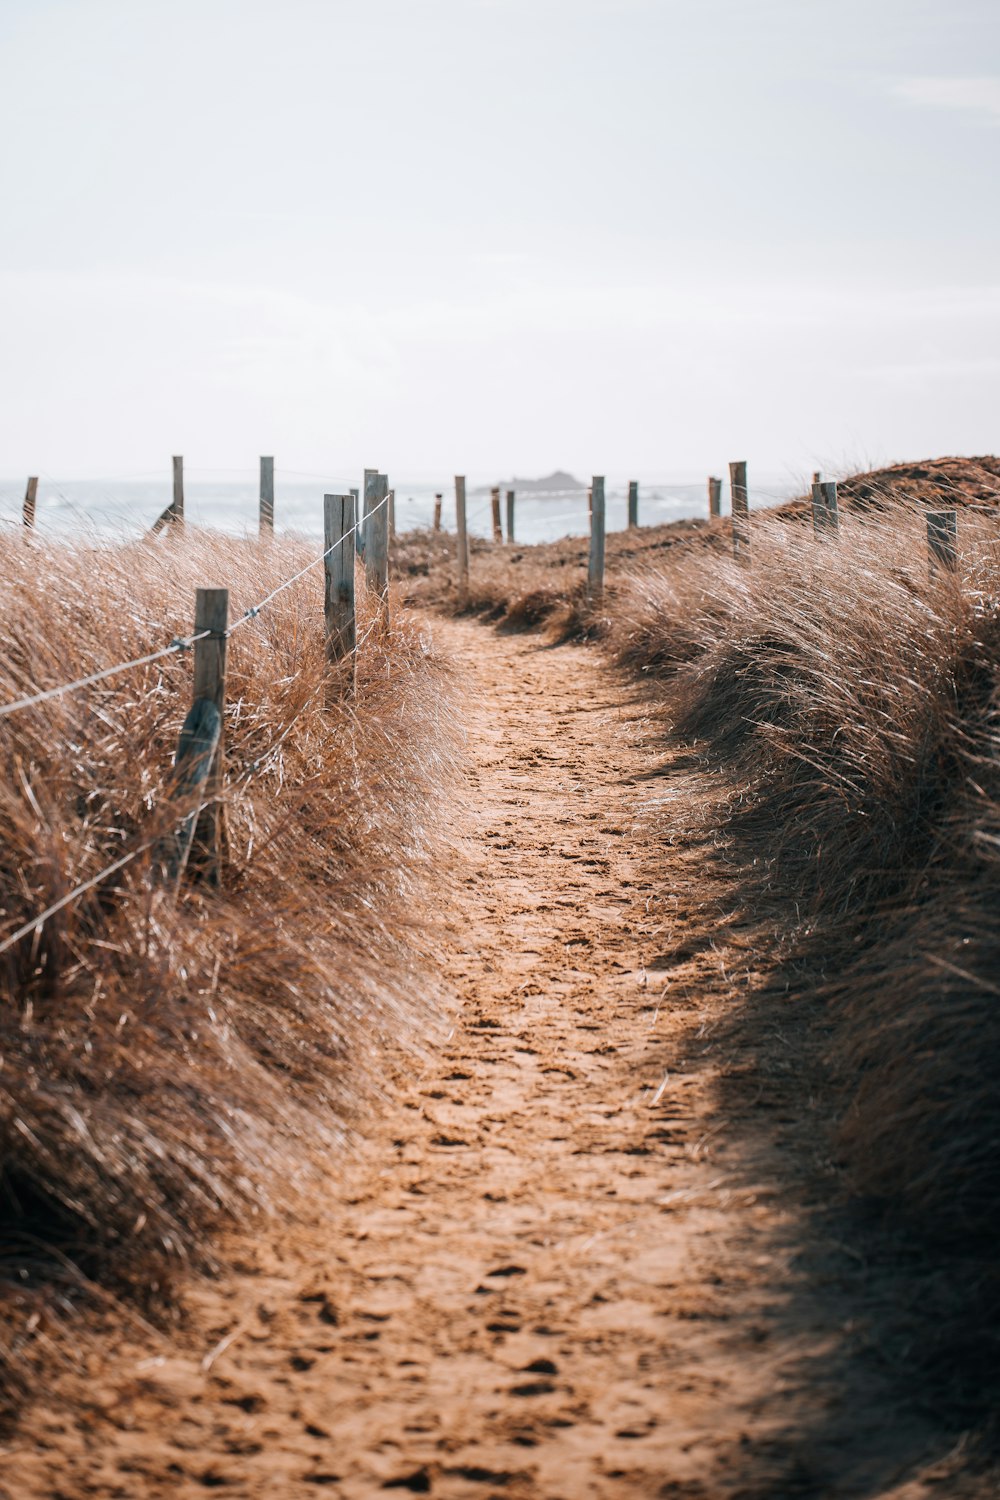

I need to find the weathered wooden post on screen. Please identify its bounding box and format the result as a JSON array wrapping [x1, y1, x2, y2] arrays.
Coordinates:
[[159, 695, 222, 888], [172, 456, 185, 527], [708, 477, 722, 518], [587, 485, 593, 520], [388, 487, 395, 536], [810, 476, 824, 532], [491, 486, 502, 542], [23, 477, 38, 529], [588, 475, 606, 605], [433, 493, 443, 531], [729, 460, 749, 557], [505, 488, 515, 543], [259, 456, 274, 533], [191, 587, 229, 884], [927, 510, 958, 575], [324, 493, 356, 693], [822, 481, 840, 532], [366, 472, 390, 627], [626, 480, 638, 529], [358, 468, 377, 558], [455, 475, 469, 591], [812, 479, 839, 537]]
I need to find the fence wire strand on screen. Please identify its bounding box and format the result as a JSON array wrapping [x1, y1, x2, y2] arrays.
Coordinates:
[[227, 491, 389, 636], [0, 841, 155, 958], [0, 487, 397, 946], [0, 630, 212, 720], [0, 491, 391, 717]]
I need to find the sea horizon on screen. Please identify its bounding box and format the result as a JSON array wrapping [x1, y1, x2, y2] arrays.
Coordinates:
[[0, 471, 805, 546]]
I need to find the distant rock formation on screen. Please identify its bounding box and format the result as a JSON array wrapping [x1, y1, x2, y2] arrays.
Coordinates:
[[474, 470, 586, 496]]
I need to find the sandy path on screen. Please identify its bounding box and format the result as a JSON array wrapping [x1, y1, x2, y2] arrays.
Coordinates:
[[4, 619, 964, 1498]]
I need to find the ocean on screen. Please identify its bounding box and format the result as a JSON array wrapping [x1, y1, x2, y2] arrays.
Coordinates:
[[0, 471, 803, 546]]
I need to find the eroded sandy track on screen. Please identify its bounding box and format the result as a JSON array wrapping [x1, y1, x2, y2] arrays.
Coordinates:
[[3, 619, 963, 1499]]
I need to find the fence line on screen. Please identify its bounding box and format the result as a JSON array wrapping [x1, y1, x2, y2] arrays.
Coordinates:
[[0, 451, 988, 951], [0, 630, 212, 720], [0, 494, 391, 725], [229, 491, 387, 634], [5, 467, 821, 545], [0, 481, 400, 955]]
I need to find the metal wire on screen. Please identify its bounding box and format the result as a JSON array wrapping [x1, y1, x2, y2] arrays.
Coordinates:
[[0, 486, 392, 944], [0, 491, 391, 715], [0, 841, 154, 958], [227, 491, 390, 635], [0, 630, 211, 721]]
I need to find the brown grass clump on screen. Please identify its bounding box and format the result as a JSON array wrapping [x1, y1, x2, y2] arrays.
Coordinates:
[[0, 530, 456, 1408], [393, 457, 1000, 640], [608, 501, 1000, 1276], [392, 518, 721, 638]]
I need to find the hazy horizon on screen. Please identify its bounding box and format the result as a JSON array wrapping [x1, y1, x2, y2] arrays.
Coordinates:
[[2, 0, 998, 482]]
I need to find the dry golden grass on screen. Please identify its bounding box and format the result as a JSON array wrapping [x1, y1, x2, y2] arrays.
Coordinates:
[[608, 502, 1000, 1268], [0, 529, 456, 1408], [395, 456, 1000, 641], [391, 516, 723, 638]]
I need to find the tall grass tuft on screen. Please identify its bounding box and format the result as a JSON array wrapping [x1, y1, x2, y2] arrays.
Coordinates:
[[0, 530, 456, 1403], [609, 503, 1000, 1261], [392, 518, 720, 638]]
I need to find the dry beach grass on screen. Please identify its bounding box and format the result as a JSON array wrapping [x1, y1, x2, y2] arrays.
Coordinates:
[[0, 530, 456, 1411], [392, 512, 724, 639], [608, 505, 1000, 1241]]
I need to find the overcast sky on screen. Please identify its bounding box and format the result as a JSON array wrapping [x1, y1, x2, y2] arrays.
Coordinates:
[[1, 0, 998, 481]]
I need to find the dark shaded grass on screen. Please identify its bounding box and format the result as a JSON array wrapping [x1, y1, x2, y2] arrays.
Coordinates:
[[0, 530, 457, 1410], [607, 502, 1000, 1401]]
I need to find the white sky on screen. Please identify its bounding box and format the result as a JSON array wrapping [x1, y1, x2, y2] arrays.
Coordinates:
[[1, 0, 998, 481]]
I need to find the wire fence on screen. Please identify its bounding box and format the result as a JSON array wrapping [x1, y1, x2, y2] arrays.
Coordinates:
[[0, 493, 389, 721], [0, 462, 816, 546], [3, 458, 985, 959], [0, 484, 393, 957]]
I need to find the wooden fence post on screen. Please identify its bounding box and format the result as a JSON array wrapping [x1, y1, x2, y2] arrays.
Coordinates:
[[325, 493, 356, 692], [729, 460, 749, 557], [260, 456, 274, 532], [588, 475, 606, 605], [359, 469, 377, 558], [927, 510, 958, 574], [812, 479, 839, 537], [627, 480, 638, 529], [190, 587, 229, 885], [810, 477, 823, 532], [388, 487, 395, 536], [366, 473, 390, 627], [455, 475, 469, 591], [505, 488, 515, 543], [433, 493, 443, 531], [708, 477, 721, 518], [822, 482, 840, 533], [23, 477, 38, 529], [172, 456, 185, 527], [491, 486, 502, 542]]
